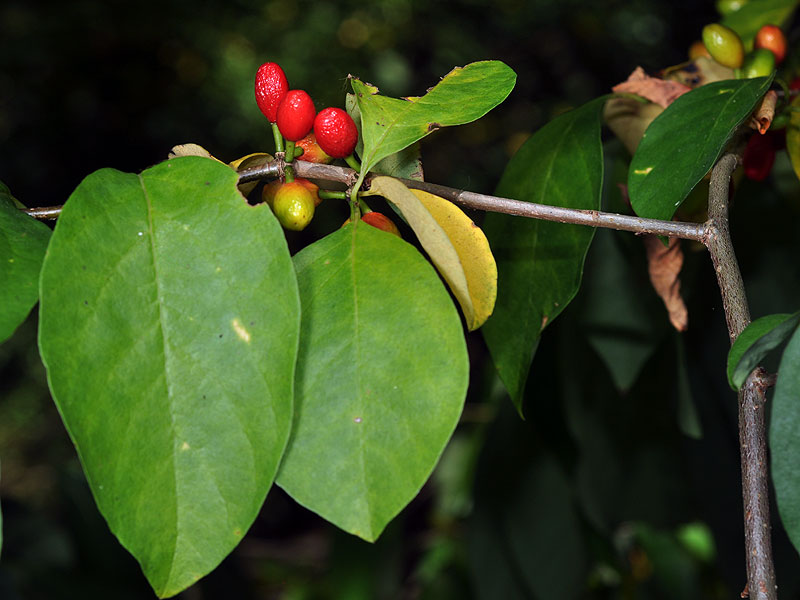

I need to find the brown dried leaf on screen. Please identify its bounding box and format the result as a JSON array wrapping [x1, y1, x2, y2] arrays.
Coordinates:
[[643, 235, 688, 332], [612, 66, 692, 109], [749, 90, 778, 134]]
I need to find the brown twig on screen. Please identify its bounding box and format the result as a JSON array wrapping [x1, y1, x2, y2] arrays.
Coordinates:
[[24, 160, 708, 242], [704, 153, 776, 600]]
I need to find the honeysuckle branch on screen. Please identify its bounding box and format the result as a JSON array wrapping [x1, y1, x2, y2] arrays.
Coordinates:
[[19, 151, 776, 597], [705, 153, 776, 600]]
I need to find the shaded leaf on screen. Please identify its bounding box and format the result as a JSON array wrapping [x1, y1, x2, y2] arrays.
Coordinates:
[[787, 95, 800, 183], [351, 61, 516, 182], [722, 0, 799, 46], [580, 229, 666, 393], [770, 325, 800, 556], [629, 76, 774, 222], [643, 235, 688, 332], [364, 176, 496, 330], [38, 157, 300, 597], [276, 224, 469, 542], [482, 96, 607, 412], [604, 97, 665, 155], [0, 183, 52, 344], [727, 311, 800, 390]]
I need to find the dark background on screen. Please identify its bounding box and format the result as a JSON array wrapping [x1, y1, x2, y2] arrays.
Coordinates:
[[3, 1, 800, 599]]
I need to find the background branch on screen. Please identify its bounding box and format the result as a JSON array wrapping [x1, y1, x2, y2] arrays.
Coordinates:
[[706, 153, 776, 600]]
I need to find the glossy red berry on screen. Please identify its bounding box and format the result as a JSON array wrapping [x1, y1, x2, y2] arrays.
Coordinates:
[[276, 90, 316, 142], [742, 132, 776, 182], [313, 108, 359, 159], [254, 62, 288, 123], [754, 24, 787, 65]]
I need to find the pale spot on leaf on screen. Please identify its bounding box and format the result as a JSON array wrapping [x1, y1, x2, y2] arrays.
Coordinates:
[[634, 167, 653, 175], [232, 318, 251, 343], [181, 441, 190, 451]]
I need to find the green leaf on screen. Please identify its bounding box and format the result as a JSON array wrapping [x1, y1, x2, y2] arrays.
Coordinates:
[[0, 184, 52, 344], [722, 0, 798, 46], [482, 96, 607, 412], [363, 177, 497, 331], [276, 223, 468, 542], [727, 311, 800, 390], [38, 156, 301, 597], [787, 95, 800, 183], [629, 76, 774, 222], [770, 325, 800, 556], [351, 61, 516, 180], [346, 94, 424, 182]]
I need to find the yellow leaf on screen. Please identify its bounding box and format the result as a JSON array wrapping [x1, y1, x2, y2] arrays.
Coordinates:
[[363, 176, 497, 330], [229, 153, 273, 197], [168, 143, 224, 162]]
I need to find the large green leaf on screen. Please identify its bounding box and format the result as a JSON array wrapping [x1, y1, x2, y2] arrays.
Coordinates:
[[351, 61, 516, 184], [38, 157, 301, 597], [629, 76, 774, 222], [482, 97, 607, 411], [722, 0, 798, 46], [0, 183, 52, 344], [727, 311, 800, 390], [276, 223, 469, 542], [770, 325, 800, 556]]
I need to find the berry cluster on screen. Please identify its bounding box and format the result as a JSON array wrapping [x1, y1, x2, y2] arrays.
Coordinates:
[[253, 62, 398, 236], [693, 23, 791, 182], [699, 23, 787, 77]]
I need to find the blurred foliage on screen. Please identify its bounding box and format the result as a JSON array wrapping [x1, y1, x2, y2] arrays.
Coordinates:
[[3, 0, 800, 599]]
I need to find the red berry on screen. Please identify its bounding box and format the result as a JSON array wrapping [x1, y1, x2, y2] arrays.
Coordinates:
[[754, 24, 787, 65], [361, 212, 401, 238], [276, 90, 316, 142], [742, 132, 776, 182], [295, 132, 334, 164], [313, 107, 359, 159], [255, 62, 288, 123]]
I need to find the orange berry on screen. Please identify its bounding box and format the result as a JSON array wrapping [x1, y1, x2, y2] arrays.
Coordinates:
[[754, 24, 787, 65], [296, 132, 334, 164]]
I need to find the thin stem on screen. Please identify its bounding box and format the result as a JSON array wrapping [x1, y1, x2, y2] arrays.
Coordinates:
[[271, 123, 284, 154], [21, 160, 708, 242], [704, 153, 776, 600]]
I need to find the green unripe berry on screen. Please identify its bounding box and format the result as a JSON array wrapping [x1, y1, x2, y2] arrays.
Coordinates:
[[702, 23, 744, 68], [272, 181, 315, 231], [715, 0, 747, 15], [740, 48, 776, 79]]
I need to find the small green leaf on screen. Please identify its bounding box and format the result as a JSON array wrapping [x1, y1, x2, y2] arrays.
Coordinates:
[[629, 76, 774, 222], [770, 325, 800, 556], [351, 61, 516, 180], [39, 157, 301, 597], [482, 96, 607, 412], [787, 95, 800, 183], [347, 94, 424, 182], [0, 183, 52, 344], [727, 311, 800, 390], [277, 223, 468, 542], [722, 0, 798, 46]]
